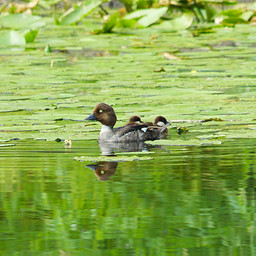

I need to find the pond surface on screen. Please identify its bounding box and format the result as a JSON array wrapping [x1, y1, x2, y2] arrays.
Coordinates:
[[1, 19, 256, 255], [1, 138, 256, 255]]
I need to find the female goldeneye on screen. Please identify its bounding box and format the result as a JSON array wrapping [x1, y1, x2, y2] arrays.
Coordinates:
[[85, 103, 170, 142]]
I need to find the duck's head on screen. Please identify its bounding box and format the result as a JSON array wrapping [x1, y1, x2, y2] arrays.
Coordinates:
[[154, 116, 169, 126], [85, 103, 117, 127], [128, 115, 143, 125]]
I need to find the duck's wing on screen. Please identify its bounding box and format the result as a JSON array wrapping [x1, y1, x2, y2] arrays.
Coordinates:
[[113, 124, 148, 137], [145, 122, 170, 140]]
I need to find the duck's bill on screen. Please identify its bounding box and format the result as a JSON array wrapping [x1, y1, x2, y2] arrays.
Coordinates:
[[86, 164, 97, 171], [85, 113, 98, 121]]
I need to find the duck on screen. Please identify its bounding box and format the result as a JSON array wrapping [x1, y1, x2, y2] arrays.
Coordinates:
[[85, 103, 170, 143], [127, 115, 169, 135], [127, 115, 143, 125]]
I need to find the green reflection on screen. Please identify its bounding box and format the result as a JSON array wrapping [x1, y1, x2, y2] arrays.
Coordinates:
[[0, 140, 256, 255]]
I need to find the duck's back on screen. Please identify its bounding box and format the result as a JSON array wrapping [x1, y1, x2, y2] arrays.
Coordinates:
[[113, 124, 149, 142]]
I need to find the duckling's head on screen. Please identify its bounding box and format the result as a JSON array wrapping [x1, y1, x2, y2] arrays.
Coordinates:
[[86, 103, 117, 127], [154, 116, 169, 126], [128, 115, 142, 125]]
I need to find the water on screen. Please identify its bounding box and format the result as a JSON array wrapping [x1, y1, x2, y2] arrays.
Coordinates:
[[1, 139, 256, 255]]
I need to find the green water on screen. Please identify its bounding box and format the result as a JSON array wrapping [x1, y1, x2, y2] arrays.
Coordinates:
[[1, 139, 256, 255], [1, 19, 256, 255]]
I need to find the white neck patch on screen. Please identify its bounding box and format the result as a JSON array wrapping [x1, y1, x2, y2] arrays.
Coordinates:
[[99, 125, 114, 141], [100, 125, 113, 134], [157, 121, 165, 127]]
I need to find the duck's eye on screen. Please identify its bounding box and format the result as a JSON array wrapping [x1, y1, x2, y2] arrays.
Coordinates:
[[99, 109, 103, 114]]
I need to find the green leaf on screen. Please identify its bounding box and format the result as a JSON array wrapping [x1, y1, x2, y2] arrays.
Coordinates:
[[0, 13, 45, 29], [220, 9, 243, 17], [146, 139, 222, 146], [205, 4, 218, 22], [222, 17, 247, 24], [155, 13, 194, 31], [118, 18, 137, 28], [59, 0, 102, 25], [240, 11, 254, 21], [123, 7, 168, 27], [102, 12, 119, 33], [123, 9, 150, 20], [0, 30, 26, 46], [23, 29, 39, 43]]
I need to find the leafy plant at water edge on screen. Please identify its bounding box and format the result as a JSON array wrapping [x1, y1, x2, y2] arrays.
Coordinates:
[[57, 0, 103, 25], [0, 13, 45, 46], [121, 6, 168, 27]]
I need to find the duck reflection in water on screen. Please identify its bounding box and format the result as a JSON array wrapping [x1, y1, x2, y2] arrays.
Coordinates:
[[98, 141, 149, 156], [86, 142, 151, 181], [86, 161, 118, 181]]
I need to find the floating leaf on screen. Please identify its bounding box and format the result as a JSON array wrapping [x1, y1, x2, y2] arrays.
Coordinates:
[[0, 144, 15, 147], [0, 125, 60, 132], [0, 30, 25, 46], [0, 13, 45, 29], [146, 139, 222, 146], [155, 13, 193, 31], [59, 0, 102, 25], [74, 155, 153, 162], [123, 7, 168, 27]]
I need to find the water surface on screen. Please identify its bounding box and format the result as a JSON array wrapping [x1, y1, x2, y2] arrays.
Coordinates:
[[1, 139, 256, 255]]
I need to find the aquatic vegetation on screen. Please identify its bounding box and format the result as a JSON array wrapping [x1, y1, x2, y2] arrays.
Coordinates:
[[121, 7, 168, 27], [0, 13, 45, 45], [0, 2, 256, 145], [146, 139, 222, 146], [57, 0, 102, 25]]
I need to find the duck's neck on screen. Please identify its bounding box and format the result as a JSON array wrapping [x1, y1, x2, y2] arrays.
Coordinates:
[[99, 125, 114, 141]]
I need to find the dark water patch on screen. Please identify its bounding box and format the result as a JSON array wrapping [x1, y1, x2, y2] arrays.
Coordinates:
[[209, 40, 238, 48], [179, 47, 210, 52], [52, 47, 120, 58], [11, 72, 26, 75], [81, 79, 98, 83]]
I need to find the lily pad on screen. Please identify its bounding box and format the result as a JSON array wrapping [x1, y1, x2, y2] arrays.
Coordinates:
[[146, 139, 222, 146], [0, 30, 26, 46], [0, 144, 15, 147], [0, 14, 45, 29], [74, 155, 153, 162]]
